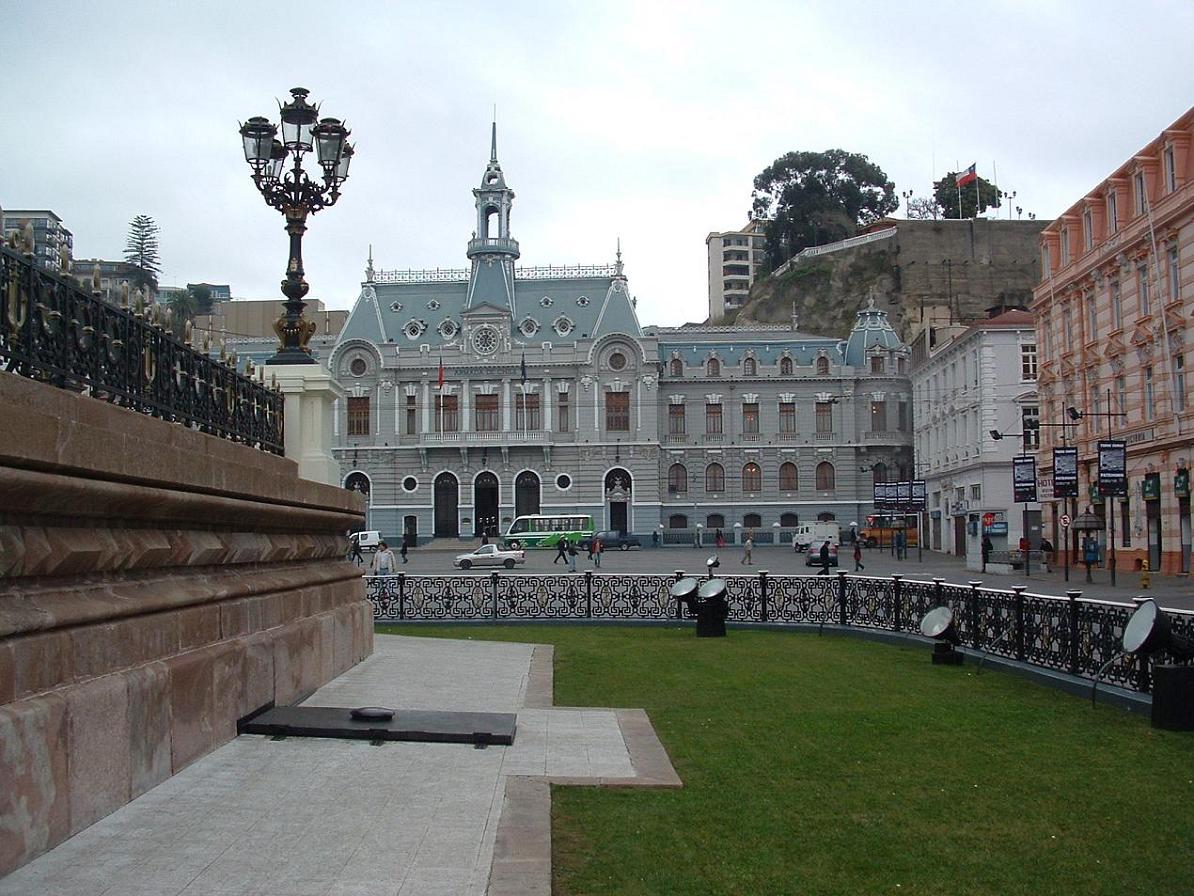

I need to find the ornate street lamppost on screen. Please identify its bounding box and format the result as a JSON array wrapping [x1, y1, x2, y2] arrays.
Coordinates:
[[239, 88, 353, 365]]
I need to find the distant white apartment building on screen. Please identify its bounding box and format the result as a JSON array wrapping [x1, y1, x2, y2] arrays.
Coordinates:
[[911, 308, 1040, 569], [706, 219, 768, 321], [2, 209, 73, 270]]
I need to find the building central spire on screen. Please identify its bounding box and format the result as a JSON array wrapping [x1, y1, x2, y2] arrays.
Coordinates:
[[491, 120, 497, 162]]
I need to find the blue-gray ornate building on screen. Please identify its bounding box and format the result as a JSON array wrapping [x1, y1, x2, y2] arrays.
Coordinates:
[[329, 130, 914, 543]]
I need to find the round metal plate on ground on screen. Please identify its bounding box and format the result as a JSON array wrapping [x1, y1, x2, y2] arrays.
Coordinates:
[[350, 706, 396, 722]]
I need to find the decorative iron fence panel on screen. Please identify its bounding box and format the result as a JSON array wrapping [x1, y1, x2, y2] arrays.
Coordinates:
[[363, 572, 1192, 695], [1, 245, 283, 454]]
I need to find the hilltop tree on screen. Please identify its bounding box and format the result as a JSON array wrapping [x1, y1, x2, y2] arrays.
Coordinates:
[[906, 196, 939, 220], [164, 284, 213, 338], [932, 173, 1002, 219], [751, 149, 899, 267], [123, 214, 161, 294]]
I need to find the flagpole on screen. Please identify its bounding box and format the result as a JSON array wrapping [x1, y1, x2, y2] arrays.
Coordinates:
[[956, 161, 962, 219]]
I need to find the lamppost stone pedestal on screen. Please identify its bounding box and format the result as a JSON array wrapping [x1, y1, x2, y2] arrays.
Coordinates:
[[271, 364, 344, 486]]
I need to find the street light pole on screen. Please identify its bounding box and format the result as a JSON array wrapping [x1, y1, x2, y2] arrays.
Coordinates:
[[239, 88, 354, 365]]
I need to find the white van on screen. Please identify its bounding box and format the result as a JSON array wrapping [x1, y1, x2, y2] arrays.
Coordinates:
[[349, 530, 382, 552], [792, 522, 840, 552]]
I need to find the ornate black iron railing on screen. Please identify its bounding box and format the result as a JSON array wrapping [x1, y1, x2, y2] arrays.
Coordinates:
[[365, 571, 1194, 695], [0, 244, 283, 454]]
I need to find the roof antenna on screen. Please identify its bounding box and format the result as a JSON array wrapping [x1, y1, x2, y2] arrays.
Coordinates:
[[491, 107, 497, 161]]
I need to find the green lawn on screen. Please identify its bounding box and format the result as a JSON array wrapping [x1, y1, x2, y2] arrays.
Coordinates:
[[379, 624, 1194, 895]]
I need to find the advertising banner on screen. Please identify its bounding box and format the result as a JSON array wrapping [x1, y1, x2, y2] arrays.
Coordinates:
[[896, 480, 912, 508], [1013, 455, 1038, 503], [911, 480, 927, 510], [1053, 447, 1078, 498], [1097, 440, 1127, 497]]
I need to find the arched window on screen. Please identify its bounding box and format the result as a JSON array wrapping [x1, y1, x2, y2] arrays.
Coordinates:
[[779, 462, 798, 491], [670, 358, 683, 377], [780, 512, 799, 527], [816, 461, 836, 491], [780, 356, 793, 376], [743, 357, 757, 376], [872, 462, 888, 484], [707, 513, 726, 529], [707, 357, 721, 377], [742, 462, 761, 492], [816, 356, 830, 376], [817, 511, 837, 522], [667, 463, 688, 494], [705, 463, 725, 492], [668, 514, 688, 529], [743, 513, 762, 529]]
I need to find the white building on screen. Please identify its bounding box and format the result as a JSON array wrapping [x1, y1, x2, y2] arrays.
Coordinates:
[[706, 219, 768, 321], [911, 309, 1040, 569]]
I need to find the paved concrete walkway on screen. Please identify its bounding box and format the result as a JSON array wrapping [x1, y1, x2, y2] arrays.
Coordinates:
[[0, 636, 679, 896]]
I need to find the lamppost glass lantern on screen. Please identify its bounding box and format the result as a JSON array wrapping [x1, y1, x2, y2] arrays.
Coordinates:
[[279, 88, 318, 151], [313, 117, 348, 170], [334, 143, 354, 184], [239, 117, 276, 171]]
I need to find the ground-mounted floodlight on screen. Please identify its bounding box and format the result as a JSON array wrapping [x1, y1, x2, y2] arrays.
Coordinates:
[[695, 577, 729, 638], [1122, 599, 1194, 730], [706, 555, 721, 575], [920, 606, 964, 665]]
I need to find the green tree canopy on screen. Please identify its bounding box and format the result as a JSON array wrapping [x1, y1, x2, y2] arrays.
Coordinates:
[[123, 214, 161, 294], [932, 173, 1002, 219], [751, 149, 899, 266]]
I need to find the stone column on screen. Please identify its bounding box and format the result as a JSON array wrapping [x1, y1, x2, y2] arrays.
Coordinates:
[[421, 380, 431, 434], [462, 378, 471, 431], [270, 364, 347, 486], [502, 378, 511, 432], [543, 377, 552, 431]]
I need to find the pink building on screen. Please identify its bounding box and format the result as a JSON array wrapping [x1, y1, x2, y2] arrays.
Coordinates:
[[1033, 107, 1193, 575]]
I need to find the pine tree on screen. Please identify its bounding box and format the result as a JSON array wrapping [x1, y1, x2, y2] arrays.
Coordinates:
[[123, 214, 161, 293]]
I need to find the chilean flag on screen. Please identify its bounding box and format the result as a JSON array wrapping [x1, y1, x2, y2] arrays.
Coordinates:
[[955, 164, 978, 188], [437, 352, 445, 389]]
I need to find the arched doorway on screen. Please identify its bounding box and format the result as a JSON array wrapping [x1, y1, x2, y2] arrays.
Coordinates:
[[604, 468, 632, 533], [515, 470, 541, 518], [433, 472, 459, 538], [474, 471, 500, 537]]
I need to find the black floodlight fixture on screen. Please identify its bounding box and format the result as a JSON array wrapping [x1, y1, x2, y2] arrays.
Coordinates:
[[1123, 599, 1194, 660], [706, 555, 721, 573], [1066, 406, 1084, 422], [696, 576, 730, 637], [920, 606, 964, 665], [670, 576, 699, 616], [990, 430, 1003, 440]]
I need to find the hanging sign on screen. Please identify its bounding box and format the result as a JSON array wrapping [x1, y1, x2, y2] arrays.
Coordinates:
[[911, 480, 927, 510], [1053, 447, 1078, 498], [1013, 455, 1038, 503], [1097, 440, 1127, 497]]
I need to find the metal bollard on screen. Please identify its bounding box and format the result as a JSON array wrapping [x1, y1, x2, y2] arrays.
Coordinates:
[[1140, 560, 1151, 589]]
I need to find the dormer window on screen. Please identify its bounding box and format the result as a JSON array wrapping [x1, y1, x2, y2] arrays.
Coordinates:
[[743, 357, 757, 376], [669, 358, 683, 377], [707, 358, 721, 377], [816, 356, 830, 376], [870, 356, 884, 374], [519, 317, 539, 337], [780, 357, 793, 375], [389, 301, 402, 312]]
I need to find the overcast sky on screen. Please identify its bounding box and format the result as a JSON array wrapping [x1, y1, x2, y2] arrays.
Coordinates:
[[3, 1, 1191, 328]]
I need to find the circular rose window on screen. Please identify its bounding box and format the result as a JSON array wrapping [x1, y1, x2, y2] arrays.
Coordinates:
[[472, 326, 499, 355], [556, 474, 572, 490], [608, 351, 627, 370], [402, 476, 417, 492], [350, 358, 367, 376]]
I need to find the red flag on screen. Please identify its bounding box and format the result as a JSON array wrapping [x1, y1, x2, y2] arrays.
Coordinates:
[[437, 353, 445, 389], [955, 164, 977, 188]]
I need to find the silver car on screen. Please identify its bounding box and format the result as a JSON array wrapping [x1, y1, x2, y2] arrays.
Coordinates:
[[453, 544, 526, 570]]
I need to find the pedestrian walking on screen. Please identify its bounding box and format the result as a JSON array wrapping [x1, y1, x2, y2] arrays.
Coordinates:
[[981, 534, 993, 573], [740, 536, 753, 565], [715, 529, 724, 549], [481, 530, 490, 545], [593, 536, 603, 567], [895, 530, 906, 561], [567, 541, 578, 572], [400, 535, 409, 564], [817, 540, 831, 575], [554, 539, 568, 564], [1040, 537, 1054, 573], [348, 536, 364, 566], [853, 540, 864, 572], [372, 542, 396, 576]]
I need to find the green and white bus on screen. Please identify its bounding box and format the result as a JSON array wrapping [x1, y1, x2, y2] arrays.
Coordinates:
[[502, 514, 595, 550]]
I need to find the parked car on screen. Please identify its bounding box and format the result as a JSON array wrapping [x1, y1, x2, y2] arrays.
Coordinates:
[[577, 530, 643, 552], [804, 542, 839, 567], [349, 530, 382, 553], [453, 544, 526, 570]]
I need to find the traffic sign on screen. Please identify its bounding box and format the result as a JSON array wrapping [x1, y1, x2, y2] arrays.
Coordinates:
[[1060, 513, 1071, 529], [982, 512, 995, 527]]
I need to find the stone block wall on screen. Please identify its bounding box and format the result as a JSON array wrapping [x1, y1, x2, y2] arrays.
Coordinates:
[[0, 371, 372, 876]]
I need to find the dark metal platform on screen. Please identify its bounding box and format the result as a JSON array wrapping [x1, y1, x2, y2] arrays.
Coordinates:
[[238, 706, 516, 745]]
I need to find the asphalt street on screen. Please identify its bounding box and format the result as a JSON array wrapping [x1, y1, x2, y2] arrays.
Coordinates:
[[356, 541, 1194, 612]]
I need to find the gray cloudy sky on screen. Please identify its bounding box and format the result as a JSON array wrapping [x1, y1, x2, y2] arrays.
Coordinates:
[[3, 1, 1191, 327]]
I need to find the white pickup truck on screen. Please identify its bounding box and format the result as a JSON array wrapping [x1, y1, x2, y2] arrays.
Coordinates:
[[792, 522, 840, 552], [453, 544, 527, 570]]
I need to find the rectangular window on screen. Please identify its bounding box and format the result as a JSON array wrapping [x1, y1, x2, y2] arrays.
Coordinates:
[[515, 393, 540, 430], [1084, 291, 1096, 339], [1063, 306, 1073, 351], [1145, 365, 1155, 420], [870, 401, 887, 433], [1116, 375, 1127, 419], [347, 397, 370, 437], [605, 392, 630, 431], [815, 401, 833, 434], [870, 356, 884, 374], [1134, 171, 1147, 215], [1110, 277, 1122, 329], [705, 402, 723, 435], [434, 395, 459, 432], [475, 395, 499, 432], [1082, 209, 1093, 250], [1021, 343, 1037, 381], [1164, 146, 1177, 193], [898, 400, 909, 432], [1060, 228, 1070, 264], [1121, 500, 1131, 548], [1091, 388, 1102, 433], [1107, 191, 1118, 234], [668, 403, 686, 435], [970, 484, 982, 502], [778, 401, 796, 433], [1169, 245, 1180, 303], [1138, 264, 1151, 316], [1042, 312, 1053, 357], [405, 395, 417, 434], [557, 392, 570, 433], [1022, 406, 1040, 449], [1176, 353, 1187, 412], [742, 402, 759, 434]]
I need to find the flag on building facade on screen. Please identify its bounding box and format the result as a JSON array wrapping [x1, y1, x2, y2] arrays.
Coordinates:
[[437, 352, 445, 389], [956, 164, 978, 188], [520, 353, 528, 385]]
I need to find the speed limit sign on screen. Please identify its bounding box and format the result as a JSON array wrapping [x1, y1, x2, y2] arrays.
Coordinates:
[[1060, 513, 1071, 528]]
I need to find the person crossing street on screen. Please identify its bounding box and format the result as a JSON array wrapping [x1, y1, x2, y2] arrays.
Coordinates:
[[817, 540, 832, 575]]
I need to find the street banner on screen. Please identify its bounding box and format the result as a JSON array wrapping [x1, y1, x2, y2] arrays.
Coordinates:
[[1053, 447, 1079, 498], [911, 480, 927, 510], [878, 482, 893, 509], [896, 480, 912, 508], [1098, 440, 1127, 497], [1013, 455, 1038, 503], [872, 482, 883, 509]]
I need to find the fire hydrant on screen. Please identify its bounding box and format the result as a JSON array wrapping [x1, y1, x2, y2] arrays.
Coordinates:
[[1141, 559, 1151, 589]]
